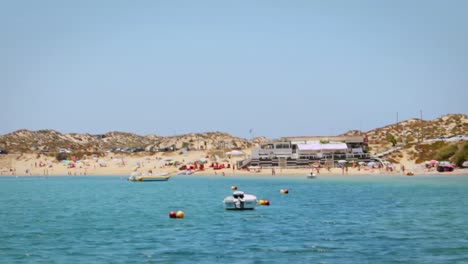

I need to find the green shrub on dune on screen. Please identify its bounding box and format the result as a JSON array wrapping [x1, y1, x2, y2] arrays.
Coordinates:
[[435, 145, 458, 161], [452, 142, 468, 167]]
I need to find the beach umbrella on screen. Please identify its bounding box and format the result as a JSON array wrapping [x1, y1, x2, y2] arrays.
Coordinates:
[[367, 161, 376, 166], [430, 160, 438, 165], [338, 160, 347, 164], [463, 161, 468, 168], [358, 161, 365, 165]]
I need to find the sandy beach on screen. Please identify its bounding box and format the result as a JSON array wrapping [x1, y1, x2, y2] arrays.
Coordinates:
[[1, 150, 466, 177]]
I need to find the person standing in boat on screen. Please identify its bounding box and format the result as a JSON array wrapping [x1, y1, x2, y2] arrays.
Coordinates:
[[234, 192, 245, 209]]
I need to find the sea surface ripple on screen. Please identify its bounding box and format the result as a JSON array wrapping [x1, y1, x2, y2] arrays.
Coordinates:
[[1, 175, 468, 263]]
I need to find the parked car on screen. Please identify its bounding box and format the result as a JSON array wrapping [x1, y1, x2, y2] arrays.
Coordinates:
[[59, 148, 72, 153]]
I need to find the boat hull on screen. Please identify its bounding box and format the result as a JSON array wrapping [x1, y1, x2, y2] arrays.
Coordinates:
[[137, 176, 170, 181], [128, 175, 171, 182]]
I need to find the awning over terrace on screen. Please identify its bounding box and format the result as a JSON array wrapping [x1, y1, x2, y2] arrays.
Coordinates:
[[297, 143, 348, 152]]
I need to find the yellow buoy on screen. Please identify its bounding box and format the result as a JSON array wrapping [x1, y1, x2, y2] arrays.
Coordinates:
[[176, 210, 185, 218]]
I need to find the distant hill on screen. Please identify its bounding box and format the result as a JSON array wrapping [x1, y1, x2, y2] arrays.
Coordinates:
[[374, 114, 464, 138], [363, 113, 467, 153], [340, 114, 467, 166], [1, 114, 466, 165], [340, 114, 466, 147], [0, 130, 259, 154]]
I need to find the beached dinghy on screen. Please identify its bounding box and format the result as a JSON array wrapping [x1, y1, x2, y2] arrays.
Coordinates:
[[128, 172, 170, 182], [223, 191, 257, 210]]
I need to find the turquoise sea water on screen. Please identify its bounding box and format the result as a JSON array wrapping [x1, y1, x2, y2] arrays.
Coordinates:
[[1, 175, 468, 263]]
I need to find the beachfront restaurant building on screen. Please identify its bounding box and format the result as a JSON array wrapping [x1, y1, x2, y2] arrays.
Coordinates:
[[239, 135, 371, 168]]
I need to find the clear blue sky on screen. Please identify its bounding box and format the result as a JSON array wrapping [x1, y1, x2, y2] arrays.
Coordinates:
[[2, 0, 467, 139]]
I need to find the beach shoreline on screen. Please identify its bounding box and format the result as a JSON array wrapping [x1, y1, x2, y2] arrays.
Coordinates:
[[1, 152, 467, 177]]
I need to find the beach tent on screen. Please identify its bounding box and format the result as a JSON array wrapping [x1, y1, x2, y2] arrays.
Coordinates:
[[463, 161, 468, 168]]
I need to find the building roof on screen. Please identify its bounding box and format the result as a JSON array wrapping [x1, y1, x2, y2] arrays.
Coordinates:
[[280, 136, 365, 143]]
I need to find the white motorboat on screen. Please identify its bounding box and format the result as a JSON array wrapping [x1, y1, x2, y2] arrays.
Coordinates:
[[128, 172, 170, 182], [223, 191, 257, 210]]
